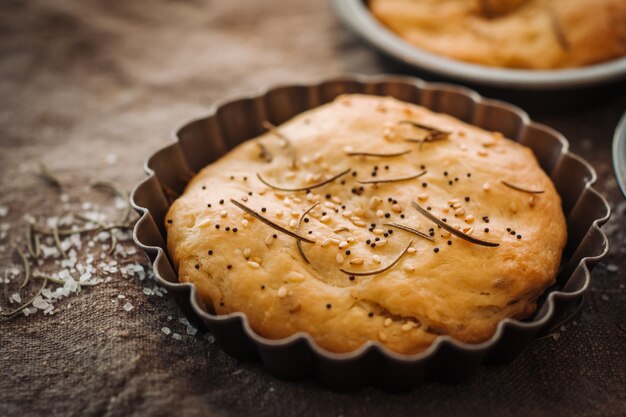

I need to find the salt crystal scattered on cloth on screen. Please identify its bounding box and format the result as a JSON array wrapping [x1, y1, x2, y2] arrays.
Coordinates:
[[172, 333, 182, 340], [0, 205, 9, 217], [161, 327, 171, 335], [123, 302, 134, 312]]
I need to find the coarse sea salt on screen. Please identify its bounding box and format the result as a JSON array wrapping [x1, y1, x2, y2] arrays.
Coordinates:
[[123, 302, 134, 312]]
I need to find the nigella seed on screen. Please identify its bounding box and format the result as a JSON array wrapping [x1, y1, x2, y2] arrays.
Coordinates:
[[366, 239, 371, 244], [454, 177, 459, 182], [371, 243, 376, 248], [261, 207, 267, 213], [443, 171, 448, 176], [368, 312, 374, 317], [195, 264, 200, 269], [349, 275, 355, 281], [352, 171, 357, 177], [232, 228, 238, 232], [261, 285, 265, 290], [383, 233, 388, 237], [426, 206, 432, 211], [510, 231, 516, 235], [208, 250, 213, 255], [229, 176, 234, 180], [304, 218, 309, 223], [325, 194, 331, 199], [273, 234, 277, 239], [467, 173, 471, 177], [248, 191, 253, 196], [167, 219, 172, 224], [400, 214, 405, 219], [517, 235, 522, 239], [375, 237, 380, 242], [447, 241, 452, 245], [227, 265, 232, 269], [225, 227, 230, 231], [387, 229, 393, 234], [434, 247, 439, 253], [207, 203, 212, 208], [507, 228, 511, 232], [422, 182, 428, 188], [484, 228, 490, 233], [326, 304, 332, 309], [345, 250, 351, 255], [448, 180, 453, 185], [215, 225, 220, 229], [465, 197, 470, 202], [202, 186, 206, 190], [219, 199, 224, 204], [420, 165, 426, 170], [384, 165, 389, 170], [384, 213, 391, 218]]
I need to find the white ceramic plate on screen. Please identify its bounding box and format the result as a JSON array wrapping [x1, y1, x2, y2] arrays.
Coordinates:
[[332, 0, 626, 90]]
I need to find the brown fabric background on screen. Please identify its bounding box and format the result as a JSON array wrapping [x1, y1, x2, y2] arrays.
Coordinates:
[[1, 1, 625, 416]]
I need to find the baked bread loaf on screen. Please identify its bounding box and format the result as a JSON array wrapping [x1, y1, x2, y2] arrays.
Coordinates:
[[369, 0, 626, 69], [165, 95, 567, 354]]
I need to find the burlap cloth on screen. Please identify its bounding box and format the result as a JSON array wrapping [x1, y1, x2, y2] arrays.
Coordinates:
[[1, 1, 624, 416]]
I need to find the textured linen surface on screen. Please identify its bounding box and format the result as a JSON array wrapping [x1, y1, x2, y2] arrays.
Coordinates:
[[0, 1, 624, 416]]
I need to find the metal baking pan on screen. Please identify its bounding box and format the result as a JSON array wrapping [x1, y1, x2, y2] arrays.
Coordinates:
[[331, 0, 626, 90], [130, 75, 610, 391], [613, 111, 626, 198]]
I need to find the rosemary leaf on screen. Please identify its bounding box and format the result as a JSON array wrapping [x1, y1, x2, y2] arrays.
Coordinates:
[[383, 222, 434, 242], [256, 168, 351, 192], [295, 203, 319, 264], [501, 181, 545, 194], [357, 170, 426, 185], [340, 240, 413, 277], [15, 246, 30, 290]]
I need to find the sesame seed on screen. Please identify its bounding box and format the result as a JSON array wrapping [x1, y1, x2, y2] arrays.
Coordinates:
[[418, 193, 428, 201], [247, 261, 260, 269], [465, 215, 474, 223], [407, 247, 416, 254], [243, 248, 251, 258], [336, 253, 344, 264], [483, 182, 491, 191], [372, 255, 381, 263], [404, 264, 415, 272], [220, 210, 228, 217], [349, 258, 364, 265], [277, 286, 287, 298], [384, 318, 392, 327]]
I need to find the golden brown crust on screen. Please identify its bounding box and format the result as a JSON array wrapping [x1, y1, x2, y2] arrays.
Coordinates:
[[369, 0, 626, 69], [165, 95, 567, 354]]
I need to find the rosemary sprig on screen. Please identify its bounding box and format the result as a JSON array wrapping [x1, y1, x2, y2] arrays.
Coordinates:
[[547, 6, 570, 51], [262, 121, 297, 168], [295, 203, 319, 264], [257, 142, 273, 163], [501, 181, 545, 194], [230, 199, 315, 244], [25, 223, 40, 258], [399, 120, 450, 142], [383, 222, 434, 242], [357, 170, 426, 185], [32, 274, 99, 287], [51, 225, 68, 259], [15, 246, 30, 290], [256, 168, 351, 192], [345, 149, 411, 158], [2, 270, 8, 305], [411, 201, 499, 247], [37, 162, 62, 189], [1, 276, 47, 318], [339, 240, 412, 276], [91, 180, 131, 224]]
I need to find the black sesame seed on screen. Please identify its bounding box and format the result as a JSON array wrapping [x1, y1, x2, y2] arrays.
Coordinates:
[[465, 197, 470, 202], [383, 233, 389, 237], [384, 213, 391, 218], [422, 182, 428, 188], [467, 173, 472, 177], [507, 228, 511, 232], [448, 180, 453, 185], [375, 237, 380, 242], [442, 218, 447, 223], [340, 180, 346, 185], [384, 165, 389, 170], [304, 218, 309, 223], [308, 231, 313, 234], [229, 176, 234, 180], [387, 230, 393, 234], [517, 234, 522, 239], [426, 206, 432, 211], [243, 176, 247, 181], [322, 211, 327, 216], [454, 177, 459, 182], [371, 223, 376, 228], [400, 214, 405, 219], [368, 312, 374, 317], [484, 228, 490, 233], [194, 264, 200, 269], [420, 164, 425, 170], [366, 239, 371, 244], [273, 234, 277, 239], [325, 194, 331, 199], [208, 250, 213, 255], [261, 207, 267, 213], [232, 228, 238, 233], [510, 231, 516, 235], [326, 304, 332, 309], [447, 240, 452, 245], [345, 250, 351, 255], [248, 192, 253, 196], [388, 198, 393, 202], [444, 171, 448, 176], [371, 243, 376, 248], [392, 199, 398, 204], [202, 186, 206, 190], [352, 171, 357, 177], [225, 227, 230, 231], [207, 203, 212, 208], [349, 275, 355, 281], [167, 219, 172, 224], [215, 225, 220, 229], [219, 199, 224, 204], [227, 265, 232, 269], [434, 247, 440, 253]]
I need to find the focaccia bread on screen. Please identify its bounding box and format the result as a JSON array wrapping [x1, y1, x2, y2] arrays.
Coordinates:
[[165, 94, 567, 354], [369, 0, 626, 69]]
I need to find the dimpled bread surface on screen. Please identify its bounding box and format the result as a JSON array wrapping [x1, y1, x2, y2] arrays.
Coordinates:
[[165, 94, 567, 354], [370, 0, 626, 69]]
